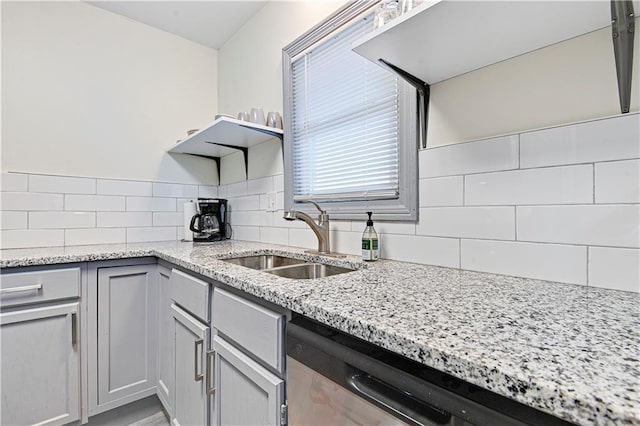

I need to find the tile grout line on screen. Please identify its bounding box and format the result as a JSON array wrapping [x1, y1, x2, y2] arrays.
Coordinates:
[[586, 246, 590, 286], [592, 163, 596, 204]]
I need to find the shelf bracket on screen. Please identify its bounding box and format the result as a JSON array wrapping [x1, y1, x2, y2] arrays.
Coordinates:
[[379, 59, 430, 149], [205, 142, 249, 180], [237, 124, 285, 172], [611, 0, 635, 114]]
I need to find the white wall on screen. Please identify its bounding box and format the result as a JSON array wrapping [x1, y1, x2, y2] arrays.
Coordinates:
[[216, 0, 345, 184], [1, 1, 219, 185]]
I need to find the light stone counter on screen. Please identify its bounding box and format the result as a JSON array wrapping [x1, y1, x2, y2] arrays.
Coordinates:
[[1, 240, 638, 425]]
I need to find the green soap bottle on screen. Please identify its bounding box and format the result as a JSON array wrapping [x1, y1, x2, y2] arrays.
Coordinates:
[[361, 212, 379, 261]]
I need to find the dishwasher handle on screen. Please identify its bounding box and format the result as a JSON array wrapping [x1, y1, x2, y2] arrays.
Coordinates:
[[347, 370, 451, 426]]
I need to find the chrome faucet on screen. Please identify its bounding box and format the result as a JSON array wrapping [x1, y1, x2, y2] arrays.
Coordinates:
[[283, 201, 330, 254]]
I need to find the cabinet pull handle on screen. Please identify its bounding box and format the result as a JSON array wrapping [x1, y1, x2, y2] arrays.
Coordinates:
[[0, 284, 42, 295], [194, 339, 204, 381], [206, 350, 216, 396], [71, 312, 78, 348]]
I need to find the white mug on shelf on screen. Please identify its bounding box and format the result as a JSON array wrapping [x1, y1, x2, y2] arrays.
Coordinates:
[[266, 112, 283, 129], [250, 108, 266, 125]]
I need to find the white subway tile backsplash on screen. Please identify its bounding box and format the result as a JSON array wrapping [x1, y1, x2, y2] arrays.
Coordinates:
[[97, 212, 151, 228], [331, 230, 364, 256], [589, 247, 640, 292], [351, 221, 416, 235], [232, 226, 260, 242], [382, 235, 459, 268], [198, 185, 218, 198], [1, 229, 64, 249], [520, 113, 640, 168], [274, 174, 284, 192], [65, 194, 125, 212], [232, 195, 260, 211], [152, 212, 183, 227], [1, 114, 635, 291], [595, 159, 640, 204], [227, 181, 248, 197], [288, 228, 317, 250], [517, 205, 640, 248], [127, 227, 176, 243], [29, 175, 95, 194], [276, 192, 284, 211], [419, 135, 518, 178], [126, 197, 176, 212], [1, 211, 27, 230], [1, 173, 27, 192], [461, 239, 587, 284], [465, 165, 593, 206], [247, 177, 273, 195], [97, 179, 152, 196], [153, 183, 198, 198], [419, 176, 463, 207], [2, 192, 63, 211], [260, 227, 289, 245], [417, 207, 515, 240], [29, 212, 95, 229], [65, 228, 126, 246]]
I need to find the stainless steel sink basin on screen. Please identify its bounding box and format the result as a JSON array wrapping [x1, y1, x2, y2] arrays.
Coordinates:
[[264, 263, 355, 279], [221, 255, 306, 270], [221, 254, 356, 279]]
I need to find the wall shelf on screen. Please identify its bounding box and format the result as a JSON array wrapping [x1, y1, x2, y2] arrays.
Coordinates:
[[352, 0, 612, 85], [168, 116, 283, 180]]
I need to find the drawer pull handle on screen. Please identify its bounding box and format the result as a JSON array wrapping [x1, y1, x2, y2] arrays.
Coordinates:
[[0, 284, 42, 295], [194, 339, 204, 382], [71, 312, 78, 348], [206, 350, 216, 396]]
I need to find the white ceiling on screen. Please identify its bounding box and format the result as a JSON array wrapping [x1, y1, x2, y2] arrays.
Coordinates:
[[88, 1, 267, 49]]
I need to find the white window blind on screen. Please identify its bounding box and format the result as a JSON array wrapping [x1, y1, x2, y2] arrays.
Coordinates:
[[291, 14, 399, 202]]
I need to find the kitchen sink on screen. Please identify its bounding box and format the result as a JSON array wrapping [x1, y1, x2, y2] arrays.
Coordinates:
[[221, 254, 307, 270], [221, 254, 356, 279], [264, 263, 355, 279]]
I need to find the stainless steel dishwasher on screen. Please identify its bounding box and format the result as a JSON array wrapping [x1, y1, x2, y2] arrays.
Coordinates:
[[286, 316, 572, 426]]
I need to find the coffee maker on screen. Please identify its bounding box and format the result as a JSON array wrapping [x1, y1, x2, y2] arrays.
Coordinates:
[[189, 198, 229, 242]]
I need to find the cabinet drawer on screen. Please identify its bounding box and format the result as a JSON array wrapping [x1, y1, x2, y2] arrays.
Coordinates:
[[0, 267, 81, 307], [213, 288, 285, 374], [171, 269, 209, 323]]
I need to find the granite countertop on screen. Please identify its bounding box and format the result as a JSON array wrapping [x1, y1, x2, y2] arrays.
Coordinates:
[[1, 240, 638, 425]]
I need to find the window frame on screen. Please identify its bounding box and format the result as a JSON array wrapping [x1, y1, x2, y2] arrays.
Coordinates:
[[282, 1, 418, 221]]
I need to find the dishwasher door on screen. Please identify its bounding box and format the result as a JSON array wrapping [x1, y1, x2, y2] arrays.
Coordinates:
[[286, 317, 571, 426], [287, 356, 411, 426]]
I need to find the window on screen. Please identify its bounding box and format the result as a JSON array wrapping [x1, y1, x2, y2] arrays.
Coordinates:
[[283, 2, 418, 221]]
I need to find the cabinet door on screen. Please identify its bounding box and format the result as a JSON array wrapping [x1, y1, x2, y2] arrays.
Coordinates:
[[97, 264, 157, 407], [1, 302, 80, 426], [157, 265, 173, 415], [171, 304, 210, 426], [214, 335, 285, 426]]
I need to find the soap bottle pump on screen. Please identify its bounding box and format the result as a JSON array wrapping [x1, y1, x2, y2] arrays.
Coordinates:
[[362, 212, 379, 261]]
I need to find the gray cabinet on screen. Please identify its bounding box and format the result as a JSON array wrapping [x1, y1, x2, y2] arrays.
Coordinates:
[[91, 263, 158, 415], [0, 265, 83, 426], [157, 264, 173, 415], [171, 303, 211, 426], [214, 335, 285, 426], [1, 302, 80, 426], [212, 288, 286, 426]]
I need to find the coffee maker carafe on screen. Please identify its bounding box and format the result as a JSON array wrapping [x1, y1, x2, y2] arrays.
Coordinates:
[[190, 198, 228, 242]]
